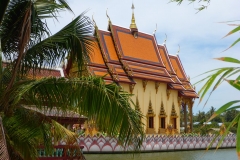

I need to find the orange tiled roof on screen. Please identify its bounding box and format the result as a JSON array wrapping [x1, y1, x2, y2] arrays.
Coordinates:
[[89, 41, 105, 66], [86, 22, 198, 98], [98, 30, 120, 63], [132, 72, 174, 83], [169, 55, 188, 81], [3, 61, 62, 78], [87, 37, 114, 83], [168, 83, 185, 90], [97, 29, 134, 84], [111, 25, 165, 66], [88, 66, 112, 80], [107, 24, 172, 82], [27, 68, 62, 79], [158, 45, 175, 74], [180, 90, 199, 98], [167, 55, 198, 97]]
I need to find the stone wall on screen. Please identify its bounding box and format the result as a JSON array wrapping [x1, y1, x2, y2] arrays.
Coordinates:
[[78, 135, 236, 153]]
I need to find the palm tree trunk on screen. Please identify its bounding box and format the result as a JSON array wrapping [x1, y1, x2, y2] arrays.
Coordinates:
[[0, 116, 10, 160]]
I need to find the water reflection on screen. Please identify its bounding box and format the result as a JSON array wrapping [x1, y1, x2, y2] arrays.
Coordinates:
[[85, 149, 237, 160]]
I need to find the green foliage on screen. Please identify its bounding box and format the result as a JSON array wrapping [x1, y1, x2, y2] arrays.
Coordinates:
[[0, 0, 144, 159], [170, 0, 240, 156], [169, 0, 210, 13]]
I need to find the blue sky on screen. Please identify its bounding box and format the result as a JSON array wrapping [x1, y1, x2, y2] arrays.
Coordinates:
[[47, 0, 240, 114]]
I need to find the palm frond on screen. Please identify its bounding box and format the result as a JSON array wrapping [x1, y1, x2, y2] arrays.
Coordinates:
[[0, 0, 10, 24], [24, 12, 94, 75], [6, 76, 144, 150], [207, 100, 240, 122], [3, 106, 77, 160], [196, 66, 240, 104], [34, 0, 73, 19], [0, 116, 10, 160]]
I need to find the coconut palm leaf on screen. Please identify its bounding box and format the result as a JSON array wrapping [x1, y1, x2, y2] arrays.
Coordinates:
[[226, 79, 240, 91], [24, 13, 93, 75], [195, 64, 240, 105], [196, 67, 234, 104], [223, 25, 240, 38], [207, 100, 240, 122], [214, 57, 240, 64], [0, 0, 10, 24], [216, 114, 240, 149], [3, 106, 77, 160], [0, 1, 144, 159], [26, 77, 144, 148], [0, 0, 73, 80], [0, 116, 10, 160], [2, 76, 143, 151], [0, 0, 74, 65]]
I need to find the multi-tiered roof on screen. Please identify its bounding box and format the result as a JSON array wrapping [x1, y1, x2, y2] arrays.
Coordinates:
[[88, 6, 198, 99]]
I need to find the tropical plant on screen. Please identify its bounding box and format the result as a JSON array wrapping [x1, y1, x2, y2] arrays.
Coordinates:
[[170, 0, 240, 157], [0, 0, 144, 159]]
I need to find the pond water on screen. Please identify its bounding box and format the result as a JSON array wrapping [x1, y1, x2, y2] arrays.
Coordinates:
[[85, 148, 237, 160]]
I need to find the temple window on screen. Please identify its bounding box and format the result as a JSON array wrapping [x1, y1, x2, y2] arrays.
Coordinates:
[[161, 117, 165, 128], [146, 99, 156, 134], [158, 101, 167, 134], [170, 103, 178, 130], [149, 117, 154, 128]]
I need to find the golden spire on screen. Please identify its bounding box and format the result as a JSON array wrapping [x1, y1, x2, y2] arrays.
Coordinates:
[[106, 8, 111, 22], [130, 3, 137, 30], [92, 14, 97, 28], [176, 44, 180, 56]]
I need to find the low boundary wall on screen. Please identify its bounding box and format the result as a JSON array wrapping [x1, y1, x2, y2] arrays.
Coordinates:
[[78, 135, 236, 153]]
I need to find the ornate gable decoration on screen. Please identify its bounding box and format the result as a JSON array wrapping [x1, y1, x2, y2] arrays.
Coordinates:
[[159, 101, 166, 117], [171, 103, 178, 118], [135, 95, 141, 112], [147, 99, 155, 117]]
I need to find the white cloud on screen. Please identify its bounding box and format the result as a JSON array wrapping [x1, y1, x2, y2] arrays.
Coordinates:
[[47, 0, 240, 114]]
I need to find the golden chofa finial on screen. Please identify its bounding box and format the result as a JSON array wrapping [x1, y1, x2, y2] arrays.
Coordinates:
[[106, 8, 111, 22], [176, 44, 180, 56], [92, 13, 97, 27], [130, 3, 137, 30], [163, 33, 167, 45], [153, 24, 157, 35]]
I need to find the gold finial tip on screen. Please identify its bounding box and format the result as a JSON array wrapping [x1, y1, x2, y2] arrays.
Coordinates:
[[130, 3, 137, 30], [164, 33, 167, 44], [176, 44, 180, 55], [153, 23, 157, 35], [131, 3, 135, 9], [106, 8, 110, 22]]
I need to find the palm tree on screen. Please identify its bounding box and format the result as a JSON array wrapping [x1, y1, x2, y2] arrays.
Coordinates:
[[0, 1, 144, 159]]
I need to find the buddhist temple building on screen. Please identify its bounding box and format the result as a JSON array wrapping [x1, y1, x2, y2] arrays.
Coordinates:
[[85, 4, 198, 134]]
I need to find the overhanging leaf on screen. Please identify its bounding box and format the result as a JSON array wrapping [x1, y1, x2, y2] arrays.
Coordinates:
[[207, 100, 240, 122], [226, 79, 240, 91], [223, 25, 240, 38], [223, 38, 240, 52], [214, 57, 240, 64]]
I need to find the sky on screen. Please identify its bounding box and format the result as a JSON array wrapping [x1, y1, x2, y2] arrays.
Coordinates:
[[47, 0, 240, 114]]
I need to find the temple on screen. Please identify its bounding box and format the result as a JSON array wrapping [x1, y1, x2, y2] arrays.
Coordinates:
[[86, 4, 198, 134]]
